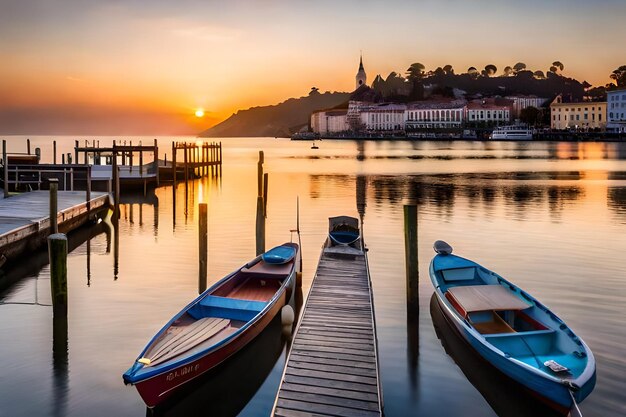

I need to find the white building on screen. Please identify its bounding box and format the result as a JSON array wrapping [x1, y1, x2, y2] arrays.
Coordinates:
[[506, 95, 548, 118], [360, 103, 406, 132], [550, 95, 606, 130], [466, 100, 511, 125], [405, 100, 466, 130], [311, 109, 349, 134], [607, 89, 626, 133]]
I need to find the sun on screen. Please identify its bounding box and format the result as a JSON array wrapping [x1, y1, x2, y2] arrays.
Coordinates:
[[195, 108, 205, 118]]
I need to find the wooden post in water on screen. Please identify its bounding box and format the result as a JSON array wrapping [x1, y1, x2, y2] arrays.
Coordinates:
[[154, 139, 159, 187], [49, 178, 59, 234], [404, 204, 419, 314], [255, 151, 265, 255], [184, 143, 188, 183], [172, 142, 177, 185], [86, 165, 91, 214], [27, 138, 31, 155], [74, 140, 79, 165], [199, 203, 208, 293], [263, 173, 268, 217], [53, 140, 57, 164], [2, 140, 8, 198], [48, 233, 68, 316]]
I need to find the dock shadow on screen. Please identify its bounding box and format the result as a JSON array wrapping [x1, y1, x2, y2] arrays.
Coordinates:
[[429, 293, 563, 417]]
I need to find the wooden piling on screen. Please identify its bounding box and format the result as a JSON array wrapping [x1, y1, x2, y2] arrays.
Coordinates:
[[263, 173, 268, 217], [172, 142, 177, 185], [184, 144, 188, 183], [86, 165, 92, 214], [199, 203, 208, 294], [48, 233, 68, 316], [404, 204, 419, 314], [49, 178, 59, 234], [2, 140, 7, 198], [27, 138, 31, 155], [255, 196, 265, 256], [53, 140, 57, 164], [74, 140, 79, 165], [154, 139, 159, 187], [257, 150, 264, 197]]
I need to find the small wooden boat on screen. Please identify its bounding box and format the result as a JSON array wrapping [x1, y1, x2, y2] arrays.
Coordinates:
[[429, 241, 595, 415], [123, 242, 300, 407], [328, 215, 360, 246]]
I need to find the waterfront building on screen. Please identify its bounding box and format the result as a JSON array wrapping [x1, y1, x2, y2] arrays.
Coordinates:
[[607, 89, 626, 133], [465, 99, 511, 126], [506, 95, 549, 118], [550, 94, 606, 130], [360, 103, 407, 132], [311, 109, 349, 134], [405, 99, 466, 130], [355, 54, 367, 90]]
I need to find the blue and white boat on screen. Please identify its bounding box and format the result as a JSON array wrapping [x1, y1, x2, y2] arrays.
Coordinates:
[[429, 241, 595, 414]]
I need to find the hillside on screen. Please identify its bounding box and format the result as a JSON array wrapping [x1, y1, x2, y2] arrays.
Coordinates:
[[199, 90, 350, 137]]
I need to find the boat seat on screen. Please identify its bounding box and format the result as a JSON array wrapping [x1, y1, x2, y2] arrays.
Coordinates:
[[442, 267, 476, 282], [469, 310, 516, 334], [189, 295, 267, 322], [240, 260, 291, 278], [485, 329, 556, 357]]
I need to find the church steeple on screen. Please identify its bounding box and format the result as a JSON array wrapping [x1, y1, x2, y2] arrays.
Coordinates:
[[355, 53, 367, 89]]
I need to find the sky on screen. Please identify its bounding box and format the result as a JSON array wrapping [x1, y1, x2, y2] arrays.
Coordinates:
[[0, 0, 624, 135]]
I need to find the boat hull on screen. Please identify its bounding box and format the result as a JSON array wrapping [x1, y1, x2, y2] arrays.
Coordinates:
[[432, 290, 595, 412], [132, 289, 287, 407]]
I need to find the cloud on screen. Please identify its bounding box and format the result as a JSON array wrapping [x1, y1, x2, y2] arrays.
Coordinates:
[[171, 25, 241, 43]]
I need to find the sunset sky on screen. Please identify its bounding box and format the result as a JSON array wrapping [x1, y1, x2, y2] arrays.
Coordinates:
[[1, 0, 624, 135]]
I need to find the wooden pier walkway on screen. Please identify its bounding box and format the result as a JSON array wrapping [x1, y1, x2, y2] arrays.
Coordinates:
[[273, 243, 382, 417], [0, 191, 111, 268]]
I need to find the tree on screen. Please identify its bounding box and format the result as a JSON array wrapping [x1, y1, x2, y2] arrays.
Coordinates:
[[610, 65, 626, 87], [406, 63, 425, 80], [483, 64, 497, 77], [533, 70, 546, 79], [309, 87, 320, 95], [443, 64, 454, 75], [513, 62, 527, 73], [520, 106, 541, 126], [503, 66, 513, 76]]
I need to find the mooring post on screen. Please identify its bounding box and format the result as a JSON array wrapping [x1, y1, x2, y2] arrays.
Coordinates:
[[86, 165, 92, 214], [139, 147, 143, 178], [48, 233, 68, 316], [199, 203, 208, 293], [256, 196, 265, 256], [172, 142, 177, 185], [2, 140, 8, 198], [49, 178, 59, 234], [263, 172, 268, 217], [74, 140, 79, 165], [154, 139, 159, 187], [257, 150, 264, 197], [53, 140, 57, 164], [184, 143, 188, 183], [27, 138, 31, 155], [404, 204, 419, 314]]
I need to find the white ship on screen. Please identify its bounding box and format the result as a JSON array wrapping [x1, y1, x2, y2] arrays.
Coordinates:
[[489, 125, 533, 140]]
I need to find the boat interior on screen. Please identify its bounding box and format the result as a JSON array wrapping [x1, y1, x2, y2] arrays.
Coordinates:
[[437, 264, 588, 377], [139, 251, 295, 367]]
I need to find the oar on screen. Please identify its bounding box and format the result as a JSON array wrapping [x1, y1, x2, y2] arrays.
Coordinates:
[[568, 390, 583, 417]]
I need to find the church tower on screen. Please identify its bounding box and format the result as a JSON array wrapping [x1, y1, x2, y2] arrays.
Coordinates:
[[355, 54, 367, 89]]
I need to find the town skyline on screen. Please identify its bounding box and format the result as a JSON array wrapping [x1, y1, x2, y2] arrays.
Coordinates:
[[1, 0, 625, 135]]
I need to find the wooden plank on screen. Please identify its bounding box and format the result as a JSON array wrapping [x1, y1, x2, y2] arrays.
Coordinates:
[[276, 399, 380, 417], [288, 361, 377, 378], [285, 368, 377, 386], [290, 349, 377, 365], [288, 354, 376, 370], [279, 382, 379, 403], [278, 390, 379, 412]]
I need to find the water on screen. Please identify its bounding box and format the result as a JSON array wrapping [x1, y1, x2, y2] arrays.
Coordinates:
[[1, 137, 625, 417]]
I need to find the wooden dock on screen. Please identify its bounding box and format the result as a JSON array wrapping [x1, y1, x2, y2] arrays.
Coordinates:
[[0, 191, 111, 268], [273, 242, 383, 416]]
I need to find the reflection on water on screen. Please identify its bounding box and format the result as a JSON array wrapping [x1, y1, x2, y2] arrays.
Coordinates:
[[430, 294, 562, 417], [0, 137, 625, 417]]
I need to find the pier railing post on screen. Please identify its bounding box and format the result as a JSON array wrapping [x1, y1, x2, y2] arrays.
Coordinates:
[[49, 178, 59, 234], [199, 203, 208, 293], [48, 233, 68, 316], [154, 139, 159, 187], [256, 196, 265, 256], [404, 204, 419, 314], [86, 165, 92, 214], [2, 139, 8, 198], [263, 172, 268, 217]]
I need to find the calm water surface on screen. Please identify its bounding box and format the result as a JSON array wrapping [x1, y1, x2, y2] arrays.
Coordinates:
[[1, 137, 625, 417]]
